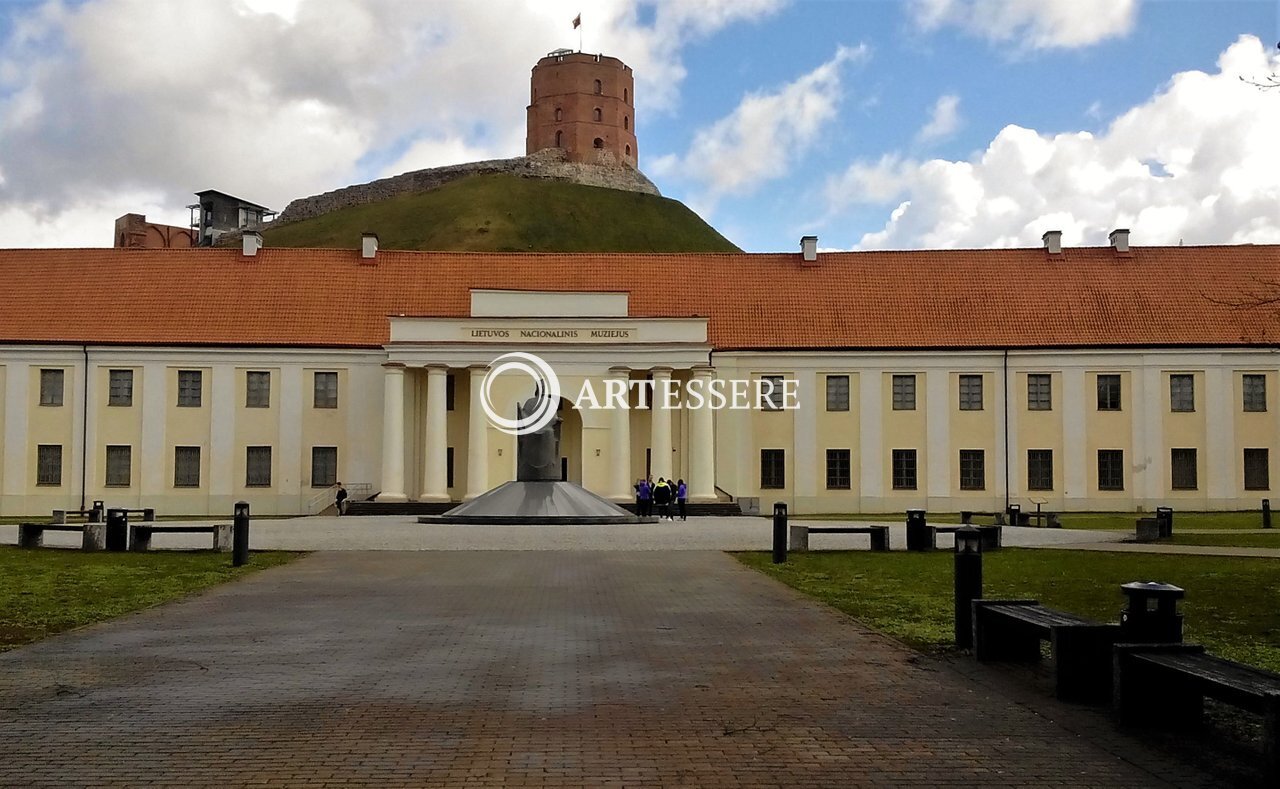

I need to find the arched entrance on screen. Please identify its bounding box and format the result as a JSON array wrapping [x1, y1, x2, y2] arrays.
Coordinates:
[[558, 397, 583, 484]]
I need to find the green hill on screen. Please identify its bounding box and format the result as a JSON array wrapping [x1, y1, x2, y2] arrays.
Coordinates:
[[263, 173, 740, 253]]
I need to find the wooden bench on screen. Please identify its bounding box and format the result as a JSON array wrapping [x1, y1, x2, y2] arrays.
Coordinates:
[[129, 523, 232, 552], [18, 522, 106, 551], [973, 599, 1120, 702], [1115, 643, 1280, 778], [789, 524, 889, 552]]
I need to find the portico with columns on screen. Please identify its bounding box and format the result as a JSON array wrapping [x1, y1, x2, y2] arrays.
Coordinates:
[[376, 290, 721, 504]]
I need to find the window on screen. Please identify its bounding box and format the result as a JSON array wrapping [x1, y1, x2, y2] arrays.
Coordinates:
[[446, 373, 456, 411], [108, 369, 133, 407], [624, 115, 629, 130], [625, 144, 631, 156], [246, 446, 272, 487], [174, 446, 201, 488], [1027, 449, 1053, 491], [959, 450, 985, 490], [892, 374, 916, 410], [623, 87, 628, 103], [1171, 448, 1198, 490], [593, 137, 603, 149], [1097, 449, 1124, 491], [760, 449, 785, 489], [593, 78, 602, 94], [1245, 448, 1270, 491], [1244, 374, 1267, 412], [314, 372, 338, 409], [36, 445, 62, 486], [760, 375, 784, 411], [892, 449, 917, 490], [1027, 374, 1052, 411], [311, 447, 337, 487], [178, 370, 202, 407], [555, 130, 562, 147], [1097, 374, 1121, 411], [825, 375, 850, 411], [39, 369, 64, 406], [105, 445, 131, 487], [593, 107, 602, 122], [1170, 374, 1195, 412], [826, 449, 851, 490], [958, 375, 983, 410], [246, 371, 271, 408], [554, 108, 562, 121]]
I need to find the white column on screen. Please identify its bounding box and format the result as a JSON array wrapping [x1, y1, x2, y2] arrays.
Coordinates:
[[420, 365, 450, 501], [379, 364, 407, 502], [649, 367, 673, 481], [689, 366, 716, 501], [464, 365, 490, 500], [608, 367, 633, 500]]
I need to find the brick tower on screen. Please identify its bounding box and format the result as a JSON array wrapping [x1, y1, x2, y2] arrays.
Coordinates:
[[526, 50, 637, 168]]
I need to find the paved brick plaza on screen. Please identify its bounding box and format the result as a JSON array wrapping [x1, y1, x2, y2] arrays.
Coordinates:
[[0, 551, 1224, 787]]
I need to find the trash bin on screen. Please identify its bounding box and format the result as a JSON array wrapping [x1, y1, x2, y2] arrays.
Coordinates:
[[1006, 503, 1022, 527], [1119, 581, 1184, 643], [105, 508, 128, 552], [1155, 507, 1173, 538], [906, 509, 931, 551]]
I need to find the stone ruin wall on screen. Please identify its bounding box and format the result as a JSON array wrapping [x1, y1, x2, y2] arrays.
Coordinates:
[[271, 148, 661, 228]]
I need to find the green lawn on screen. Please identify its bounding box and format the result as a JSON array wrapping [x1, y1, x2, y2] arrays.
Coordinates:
[[1168, 532, 1280, 548], [0, 546, 299, 651], [799, 511, 1271, 531], [737, 549, 1280, 672]]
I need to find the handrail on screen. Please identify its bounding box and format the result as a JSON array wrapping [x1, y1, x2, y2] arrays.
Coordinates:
[[305, 484, 339, 515]]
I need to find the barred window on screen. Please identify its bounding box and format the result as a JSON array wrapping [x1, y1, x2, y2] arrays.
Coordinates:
[[36, 445, 62, 486], [1097, 449, 1124, 491], [311, 447, 337, 487], [178, 370, 202, 407], [246, 446, 272, 487], [1097, 375, 1121, 411], [959, 449, 985, 490], [1027, 449, 1053, 491], [892, 449, 917, 490], [1171, 448, 1198, 490], [174, 446, 201, 488], [760, 449, 785, 489], [314, 372, 338, 408], [1027, 374, 1052, 411], [1244, 374, 1267, 412], [760, 376, 784, 411], [39, 369, 64, 406], [1170, 374, 1195, 412], [246, 371, 271, 408], [108, 369, 133, 407], [105, 445, 131, 487], [1245, 448, 1270, 491], [892, 374, 916, 410], [959, 375, 984, 411], [825, 375, 850, 412], [826, 449, 851, 490]]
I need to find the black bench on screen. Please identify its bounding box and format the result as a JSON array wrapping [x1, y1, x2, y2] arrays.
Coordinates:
[[960, 510, 1006, 526], [1115, 643, 1280, 778], [51, 508, 103, 524], [18, 522, 106, 550], [973, 599, 1120, 702], [129, 523, 232, 552], [788, 524, 889, 552]]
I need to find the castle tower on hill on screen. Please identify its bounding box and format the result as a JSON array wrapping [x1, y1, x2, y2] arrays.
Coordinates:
[[526, 50, 637, 168]]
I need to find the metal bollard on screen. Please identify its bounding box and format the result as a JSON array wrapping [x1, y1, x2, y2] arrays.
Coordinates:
[[1264, 499, 1272, 529], [772, 502, 787, 564], [105, 508, 128, 552], [954, 526, 984, 649], [232, 501, 250, 567]]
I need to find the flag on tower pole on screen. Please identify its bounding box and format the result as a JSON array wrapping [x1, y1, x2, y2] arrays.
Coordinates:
[[572, 13, 581, 29]]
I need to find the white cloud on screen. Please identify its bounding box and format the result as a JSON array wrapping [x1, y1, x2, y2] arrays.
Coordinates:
[[0, 0, 786, 247], [825, 36, 1280, 250], [651, 44, 868, 208], [917, 94, 961, 142], [909, 0, 1140, 50]]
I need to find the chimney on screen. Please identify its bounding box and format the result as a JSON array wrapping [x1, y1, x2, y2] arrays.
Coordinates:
[[1108, 228, 1130, 253], [361, 232, 379, 260], [1042, 230, 1062, 255], [242, 231, 262, 257], [800, 235, 818, 264]]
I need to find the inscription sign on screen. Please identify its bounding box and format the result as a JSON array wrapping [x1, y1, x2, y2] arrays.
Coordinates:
[[467, 328, 636, 341]]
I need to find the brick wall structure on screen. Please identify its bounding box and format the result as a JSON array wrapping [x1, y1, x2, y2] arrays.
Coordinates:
[[526, 52, 637, 167]]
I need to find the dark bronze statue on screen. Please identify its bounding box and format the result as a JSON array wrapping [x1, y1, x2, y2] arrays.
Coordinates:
[[516, 384, 562, 481]]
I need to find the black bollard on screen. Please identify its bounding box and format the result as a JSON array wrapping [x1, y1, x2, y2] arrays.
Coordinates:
[[954, 526, 984, 649], [772, 502, 787, 564], [1264, 499, 1272, 530], [232, 501, 250, 567], [105, 508, 128, 552]]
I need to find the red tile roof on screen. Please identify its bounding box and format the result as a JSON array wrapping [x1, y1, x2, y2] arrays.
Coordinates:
[[2, 245, 1279, 350]]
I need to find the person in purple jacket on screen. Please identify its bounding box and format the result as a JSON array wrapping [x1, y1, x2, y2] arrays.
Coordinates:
[[636, 478, 652, 517], [676, 479, 688, 521]]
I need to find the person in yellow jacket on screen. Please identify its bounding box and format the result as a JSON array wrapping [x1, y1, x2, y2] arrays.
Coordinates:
[[653, 477, 674, 521]]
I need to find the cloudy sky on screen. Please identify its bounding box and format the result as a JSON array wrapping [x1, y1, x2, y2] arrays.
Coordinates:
[[0, 0, 1278, 252]]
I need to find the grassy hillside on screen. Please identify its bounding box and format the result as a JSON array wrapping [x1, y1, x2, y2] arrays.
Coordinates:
[[264, 173, 740, 253]]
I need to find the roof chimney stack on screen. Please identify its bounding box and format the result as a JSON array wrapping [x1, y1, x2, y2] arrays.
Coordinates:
[[1109, 228, 1130, 253], [361, 232, 379, 261], [242, 231, 262, 257], [1042, 230, 1062, 255], [800, 235, 818, 265]]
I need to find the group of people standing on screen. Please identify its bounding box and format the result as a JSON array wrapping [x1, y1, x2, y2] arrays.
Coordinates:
[[635, 477, 687, 520]]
